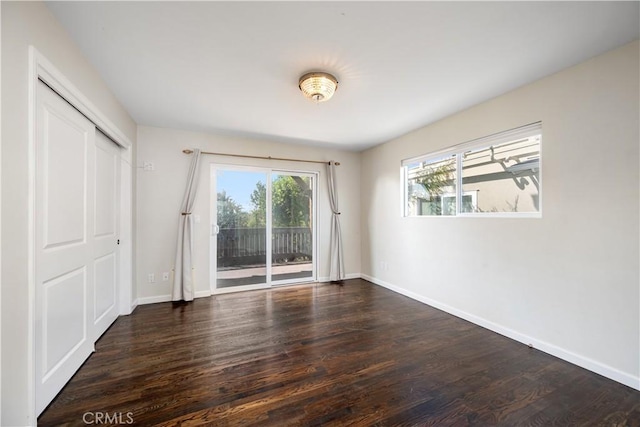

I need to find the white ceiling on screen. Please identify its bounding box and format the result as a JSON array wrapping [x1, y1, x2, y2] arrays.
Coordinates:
[[47, 1, 639, 151]]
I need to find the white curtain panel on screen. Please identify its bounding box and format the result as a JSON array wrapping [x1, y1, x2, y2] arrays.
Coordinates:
[[172, 149, 202, 301], [327, 161, 345, 281]]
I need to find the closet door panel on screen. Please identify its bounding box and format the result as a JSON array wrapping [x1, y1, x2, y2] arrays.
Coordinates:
[[35, 82, 96, 415]]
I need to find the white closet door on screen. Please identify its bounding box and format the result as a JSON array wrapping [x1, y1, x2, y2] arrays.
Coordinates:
[[92, 130, 120, 340], [35, 82, 122, 414], [35, 82, 96, 414]]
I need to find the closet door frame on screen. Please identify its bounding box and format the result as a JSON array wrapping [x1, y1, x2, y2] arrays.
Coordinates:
[[27, 47, 134, 421]]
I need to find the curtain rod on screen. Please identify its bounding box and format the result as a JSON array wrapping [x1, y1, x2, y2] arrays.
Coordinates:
[[182, 149, 340, 166]]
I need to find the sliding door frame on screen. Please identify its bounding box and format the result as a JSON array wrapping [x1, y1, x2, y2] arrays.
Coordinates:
[[270, 170, 318, 288], [209, 164, 318, 295], [210, 164, 271, 294]]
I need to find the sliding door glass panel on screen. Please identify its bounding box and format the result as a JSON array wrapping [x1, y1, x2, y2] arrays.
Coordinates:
[[216, 170, 267, 288], [271, 173, 313, 283]]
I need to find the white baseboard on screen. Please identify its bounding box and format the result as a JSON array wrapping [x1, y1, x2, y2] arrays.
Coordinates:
[[125, 299, 138, 315], [137, 290, 211, 306], [139, 277, 361, 305], [195, 290, 212, 298], [136, 295, 172, 305], [137, 277, 365, 305], [318, 273, 361, 283], [361, 274, 640, 391]]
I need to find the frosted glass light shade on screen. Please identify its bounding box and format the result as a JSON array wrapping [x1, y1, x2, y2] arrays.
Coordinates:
[[299, 72, 338, 102]]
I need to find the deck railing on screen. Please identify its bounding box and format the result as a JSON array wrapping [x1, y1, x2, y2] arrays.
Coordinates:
[[217, 227, 312, 267]]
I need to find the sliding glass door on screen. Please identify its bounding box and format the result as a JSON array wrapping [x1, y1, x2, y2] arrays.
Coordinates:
[[214, 169, 268, 289], [271, 172, 314, 284], [212, 166, 316, 292]]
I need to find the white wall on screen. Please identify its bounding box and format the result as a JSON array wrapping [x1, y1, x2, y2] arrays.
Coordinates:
[[361, 40, 640, 389], [1, 2, 137, 424], [136, 126, 361, 302]]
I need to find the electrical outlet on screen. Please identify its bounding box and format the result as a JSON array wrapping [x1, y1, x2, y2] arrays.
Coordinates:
[[162, 272, 170, 281], [148, 273, 155, 283], [143, 161, 154, 171]]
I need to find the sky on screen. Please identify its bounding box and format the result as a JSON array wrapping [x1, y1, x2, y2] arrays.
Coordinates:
[[216, 169, 266, 211]]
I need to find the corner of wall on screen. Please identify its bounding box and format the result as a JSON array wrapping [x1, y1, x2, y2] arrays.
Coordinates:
[[362, 274, 640, 391]]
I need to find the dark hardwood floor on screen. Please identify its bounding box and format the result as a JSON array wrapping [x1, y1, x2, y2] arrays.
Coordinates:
[[39, 279, 640, 426]]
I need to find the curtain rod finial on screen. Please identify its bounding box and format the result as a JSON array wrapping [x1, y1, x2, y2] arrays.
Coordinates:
[[183, 149, 193, 154]]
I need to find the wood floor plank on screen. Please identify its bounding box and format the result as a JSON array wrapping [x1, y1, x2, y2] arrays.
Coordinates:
[[38, 279, 640, 426]]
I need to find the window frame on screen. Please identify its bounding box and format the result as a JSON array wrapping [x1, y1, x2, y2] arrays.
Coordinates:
[[401, 122, 542, 218]]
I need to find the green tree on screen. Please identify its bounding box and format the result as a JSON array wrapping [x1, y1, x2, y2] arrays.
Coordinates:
[[248, 176, 311, 227], [217, 191, 248, 228], [415, 160, 455, 196], [272, 176, 311, 227], [412, 159, 455, 216], [248, 181, 267, 227]]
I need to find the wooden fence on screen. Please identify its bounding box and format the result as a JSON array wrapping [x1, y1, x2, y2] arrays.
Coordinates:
[[217, 227, 312, 267]]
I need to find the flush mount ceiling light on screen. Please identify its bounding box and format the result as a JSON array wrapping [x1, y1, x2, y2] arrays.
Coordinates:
[[298, 72, 338, 102]]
